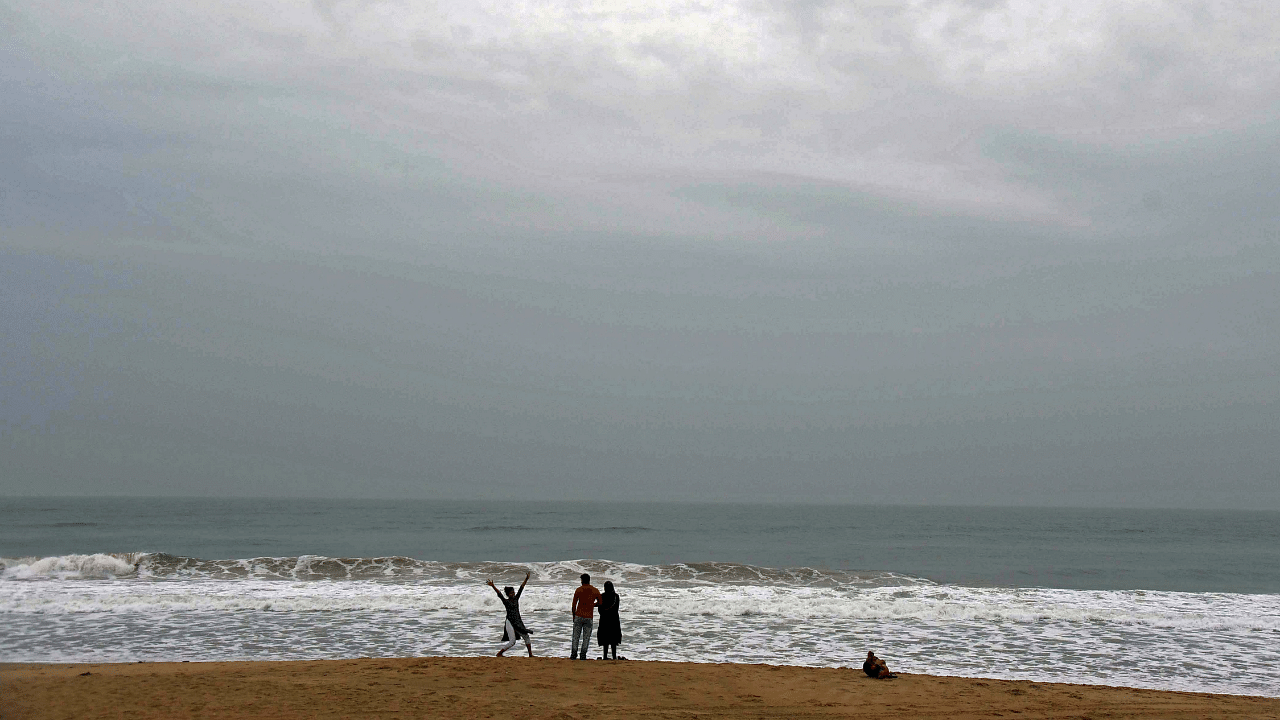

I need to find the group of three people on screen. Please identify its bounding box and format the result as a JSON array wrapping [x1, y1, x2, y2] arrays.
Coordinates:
[[485, 572, 621, 660]]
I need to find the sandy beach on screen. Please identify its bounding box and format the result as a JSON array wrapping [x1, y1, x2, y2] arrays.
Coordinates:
[[3, 657, 1277, 719]]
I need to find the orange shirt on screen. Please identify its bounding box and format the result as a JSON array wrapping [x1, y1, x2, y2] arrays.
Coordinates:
[[572, 584, 601, 618]]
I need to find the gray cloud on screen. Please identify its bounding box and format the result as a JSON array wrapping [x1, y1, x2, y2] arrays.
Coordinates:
[[2, 0, 1278, 506]]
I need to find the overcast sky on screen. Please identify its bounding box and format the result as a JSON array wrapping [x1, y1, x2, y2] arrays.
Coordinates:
[[2, 0, 1278, 507]]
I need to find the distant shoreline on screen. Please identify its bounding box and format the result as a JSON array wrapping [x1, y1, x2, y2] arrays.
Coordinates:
[[4, 657, 1278, 719]]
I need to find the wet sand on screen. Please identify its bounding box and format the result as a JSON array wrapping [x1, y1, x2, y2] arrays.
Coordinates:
[[3, 657, 1277, 719]]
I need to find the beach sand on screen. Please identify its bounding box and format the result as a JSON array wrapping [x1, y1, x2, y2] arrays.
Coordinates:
[[3, 657, 1277, 719]]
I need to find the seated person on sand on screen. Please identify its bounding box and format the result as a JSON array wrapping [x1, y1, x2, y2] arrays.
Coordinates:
[[863, 651, 897, 679]]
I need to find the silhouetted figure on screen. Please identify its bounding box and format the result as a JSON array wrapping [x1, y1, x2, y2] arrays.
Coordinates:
[[487, 573, 534, 657], [863, 651, 897, 679], [597, 580, 621, 659]]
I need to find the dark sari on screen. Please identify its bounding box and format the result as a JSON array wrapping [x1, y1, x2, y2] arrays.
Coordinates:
[[596, 590, 621, 646]]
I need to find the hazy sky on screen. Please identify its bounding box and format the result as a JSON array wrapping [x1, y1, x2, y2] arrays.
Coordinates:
[[3, 0, 1278, 507]]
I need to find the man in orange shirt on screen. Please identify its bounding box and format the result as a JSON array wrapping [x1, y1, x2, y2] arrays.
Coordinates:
[[570, 573, 601, 660]]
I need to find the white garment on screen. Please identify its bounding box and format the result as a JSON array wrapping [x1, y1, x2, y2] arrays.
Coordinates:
[[499, 619, 521, 652]]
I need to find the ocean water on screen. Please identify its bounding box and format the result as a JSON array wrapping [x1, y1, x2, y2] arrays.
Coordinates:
[[2, 498, 1278, 697]]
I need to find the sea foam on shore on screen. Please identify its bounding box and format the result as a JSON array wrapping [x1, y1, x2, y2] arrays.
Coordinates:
[[5, 554, 1279, 697]]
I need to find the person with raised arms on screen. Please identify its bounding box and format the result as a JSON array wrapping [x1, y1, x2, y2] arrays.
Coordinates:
[[486, 572, 534, 657]]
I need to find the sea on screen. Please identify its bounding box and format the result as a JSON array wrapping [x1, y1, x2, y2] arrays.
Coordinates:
[[2, 498, 1278, 697]]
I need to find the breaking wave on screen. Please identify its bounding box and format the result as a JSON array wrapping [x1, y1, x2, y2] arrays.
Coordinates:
[[1, 553, 144, 580], [1, 553, 917, 587], [3, 554, 1277, 633]]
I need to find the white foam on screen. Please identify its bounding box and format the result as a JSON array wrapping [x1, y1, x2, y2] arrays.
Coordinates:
[[3, 556, 1279, 696], [3, 575, 1277, 631], [1, 553, 142, 580]]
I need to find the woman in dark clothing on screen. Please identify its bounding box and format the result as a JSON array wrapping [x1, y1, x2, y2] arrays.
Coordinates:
[[486, 572, 534, 657], [596, 580, 621, 659]]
